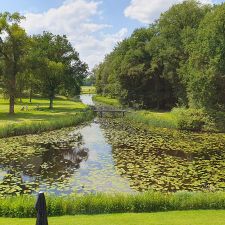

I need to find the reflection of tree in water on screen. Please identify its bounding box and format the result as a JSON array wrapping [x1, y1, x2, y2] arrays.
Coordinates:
[[0, 132, 89, 195]]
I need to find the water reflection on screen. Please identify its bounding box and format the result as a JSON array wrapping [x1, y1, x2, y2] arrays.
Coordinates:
[[0, 131, 90, 196]]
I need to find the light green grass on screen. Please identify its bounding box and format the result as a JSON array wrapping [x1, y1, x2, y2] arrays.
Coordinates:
[[127, 110, 178, 129], [0, 97, 94, 137], [93, 95, 121, 107], [81, 86, 96, 94], [0, 211, 225, 225]]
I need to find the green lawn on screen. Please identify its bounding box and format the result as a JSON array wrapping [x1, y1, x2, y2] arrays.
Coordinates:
[[0, 211, 224, 225], [81, 86, 96, 94], [0, 96, 92, 137]]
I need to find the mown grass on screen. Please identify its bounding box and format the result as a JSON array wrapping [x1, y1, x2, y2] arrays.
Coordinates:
[[81, 86, 96, 94], [0, 210, 225, 225], [0, 97, 94, 138], [93, 95, 121, 107], [2, 192, 225, 218]]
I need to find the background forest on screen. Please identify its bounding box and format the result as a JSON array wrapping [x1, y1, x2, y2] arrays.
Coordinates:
[[94, 0, 225, 131]]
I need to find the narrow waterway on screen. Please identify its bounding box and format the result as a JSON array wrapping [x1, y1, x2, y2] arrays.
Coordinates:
[[0, 94, 133, 196], [1, 94, 225, 196], [68, 95, 133, 193]]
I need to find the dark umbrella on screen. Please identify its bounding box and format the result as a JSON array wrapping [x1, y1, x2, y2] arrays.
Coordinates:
[[35, 192, 48, 225]]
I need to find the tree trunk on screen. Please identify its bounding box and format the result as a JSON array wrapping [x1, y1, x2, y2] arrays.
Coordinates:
[[9, 95, 15, 114], [154, 74, 160, 110], [9, 77, 16, 114], [49, 97, 54, 109], [29, 88, 32, 103]]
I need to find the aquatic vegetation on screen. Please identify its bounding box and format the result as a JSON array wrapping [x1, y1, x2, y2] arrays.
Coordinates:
[[0, 127, 90, 196], [2, 96, 225, 196], [0, 120, 132, 196], [100, 118, 225, 192]]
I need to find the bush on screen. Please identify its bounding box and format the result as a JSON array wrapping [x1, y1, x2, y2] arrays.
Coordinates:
[[172, 108, 216, 132]]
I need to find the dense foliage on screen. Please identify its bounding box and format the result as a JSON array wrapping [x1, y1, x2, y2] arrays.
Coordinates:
[[0, 13, 88, 113], [95, 1, 224, 112]]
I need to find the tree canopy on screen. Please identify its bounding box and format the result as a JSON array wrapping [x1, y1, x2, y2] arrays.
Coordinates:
[[95, 0, 224, 111]]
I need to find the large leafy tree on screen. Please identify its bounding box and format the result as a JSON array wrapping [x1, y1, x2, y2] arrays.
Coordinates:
[[153, 0, 211, 105], [0, 12, 29, 114], [32, 32, 88, 109], [187, 3, 225, 109]]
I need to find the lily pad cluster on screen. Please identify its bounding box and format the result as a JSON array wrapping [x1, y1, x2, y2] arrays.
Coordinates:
[[100, 118, 225, 192], [0, 127, 88, 196]]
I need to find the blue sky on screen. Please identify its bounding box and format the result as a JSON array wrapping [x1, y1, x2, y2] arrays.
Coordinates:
[[0, 0, 224, 69]]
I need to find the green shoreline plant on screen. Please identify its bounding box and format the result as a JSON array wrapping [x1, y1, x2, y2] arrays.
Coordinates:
[[0, 110, 94, 138], [1, 192, 225, 218]]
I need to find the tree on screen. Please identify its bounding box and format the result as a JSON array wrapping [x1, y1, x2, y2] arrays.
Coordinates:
[[151, 0, 211, 105], [187, 3, 225, 109], [33, 32, 88, 109], [41, 60, 64, 109], [0, 12, 29, 114]]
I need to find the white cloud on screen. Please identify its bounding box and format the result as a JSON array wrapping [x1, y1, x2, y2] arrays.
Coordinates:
[[21, 0, 128, 69], [124, 0, 213, 24]]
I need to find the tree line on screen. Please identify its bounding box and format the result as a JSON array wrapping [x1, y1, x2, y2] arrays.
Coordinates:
[[94, 0, 225, 111], [0, 12, 88, 114]]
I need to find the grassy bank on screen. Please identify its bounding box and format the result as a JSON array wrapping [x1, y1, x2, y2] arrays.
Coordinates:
[[0, 210, 225, 225], [0, 97, 94, 138], [93, 95, 225, 132], [93, 95, 121, 107], [126, 110, 178, 129], [2, 192, 225, 218]]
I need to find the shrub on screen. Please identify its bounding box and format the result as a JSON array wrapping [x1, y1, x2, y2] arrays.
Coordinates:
[[172, 108, 216, 132]]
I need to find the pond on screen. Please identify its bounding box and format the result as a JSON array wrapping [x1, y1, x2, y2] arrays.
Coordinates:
[[1, 94, 225, 196]]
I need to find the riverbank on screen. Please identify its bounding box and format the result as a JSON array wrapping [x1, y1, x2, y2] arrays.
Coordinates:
[[0, 97, 94, 138], [93, 95, 225, 132], [2, 192, 225, 217], [1, 210, 224, 225]]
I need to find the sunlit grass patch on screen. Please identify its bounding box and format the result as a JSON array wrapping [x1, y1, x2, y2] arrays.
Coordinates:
[[0, 97, 93, 137], [93, 95, 121, 107]]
